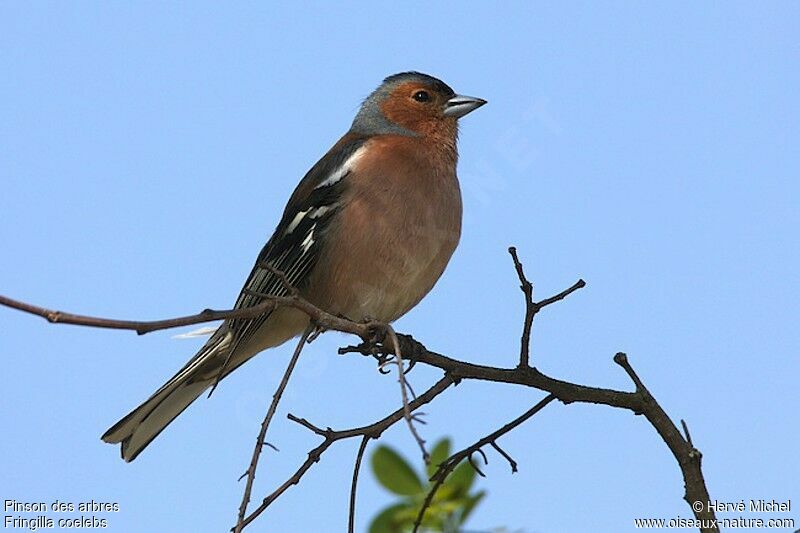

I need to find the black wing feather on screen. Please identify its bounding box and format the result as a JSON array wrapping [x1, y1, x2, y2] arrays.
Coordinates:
[[228, 137, 367, 347]]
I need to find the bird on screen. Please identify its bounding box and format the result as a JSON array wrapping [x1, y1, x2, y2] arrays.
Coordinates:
[[102, 72, 486, 461]]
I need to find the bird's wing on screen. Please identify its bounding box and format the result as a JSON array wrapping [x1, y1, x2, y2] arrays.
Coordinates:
[[228, 134, 369, 347]]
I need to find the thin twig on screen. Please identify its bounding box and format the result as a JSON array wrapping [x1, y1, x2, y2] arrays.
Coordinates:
[[414, 475, 446, 532], [342, 334, 644, 412], [613, 352, 647, 392], [286, 413, 329, 436], [237, 375, 454, 530], [0, 290, 368, 339], [507, 247, 585, 368], [534, 278, 586, 310], [338, 331, 719, 530], [414, 394, 557, 532], [681, 419, 693, 447], [233, 325, 314, 533], [348, 436, 370, 533], [0, 294, 278, 335], [490, 441, 517, 473], [467, 451, 487, 477], [385, 324, 429, 462], [2, 248, 718, 533], [613, 353, 716, 531], [508, 247, 535, 368]]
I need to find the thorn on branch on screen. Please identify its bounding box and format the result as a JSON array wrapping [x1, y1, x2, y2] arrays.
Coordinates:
[[613, 352, 647, 394], [405, 378, 419, 400], [475, 447, 488, 466], [287, 414, 330, 437], [508, 246, 534, 295], [490, 441, 518, 473], [468, 449, 488, 478], [681, 419, 703, 460], [534, 278, 586, 310], [410, 413, 427, 425], [680, 419, 693, 446]]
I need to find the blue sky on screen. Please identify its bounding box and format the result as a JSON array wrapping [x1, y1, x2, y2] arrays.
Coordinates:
[[1, 2, 798, 532]]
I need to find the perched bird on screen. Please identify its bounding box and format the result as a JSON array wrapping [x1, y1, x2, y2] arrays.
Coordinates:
[[102, 72, 486, 461]]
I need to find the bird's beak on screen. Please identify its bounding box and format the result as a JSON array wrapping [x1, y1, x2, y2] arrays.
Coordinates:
[[443, 94, 487, 118]]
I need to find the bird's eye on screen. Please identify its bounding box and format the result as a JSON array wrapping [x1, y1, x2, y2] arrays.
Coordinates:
[[412, 90, 431, 103]]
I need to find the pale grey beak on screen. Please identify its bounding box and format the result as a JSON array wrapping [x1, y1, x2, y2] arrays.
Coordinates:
[[443, 94, 487, 118]]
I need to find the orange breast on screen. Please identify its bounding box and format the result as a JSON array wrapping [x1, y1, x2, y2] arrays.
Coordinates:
[[305, 135, 462, 322]]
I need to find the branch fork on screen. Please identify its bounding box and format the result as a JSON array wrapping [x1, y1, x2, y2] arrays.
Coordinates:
[[0, 247, 718, 533]]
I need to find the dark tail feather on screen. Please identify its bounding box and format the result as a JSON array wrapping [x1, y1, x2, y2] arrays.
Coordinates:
[[101, 330, 231, 462]]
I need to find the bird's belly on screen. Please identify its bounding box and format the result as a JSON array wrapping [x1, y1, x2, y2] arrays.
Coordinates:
[[306, 208, 460, 323], [345, 255, 447, 322]]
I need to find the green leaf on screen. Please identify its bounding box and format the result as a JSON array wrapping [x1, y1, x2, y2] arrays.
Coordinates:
[[372, 445, 424, 495], [443, 511, 463, 533], [395, 504, 427, 525], [369, 438, 487, 533], [409, 500, 448, 531], [369, 503, 411, 533], [443, 460, 477, 496], [459, 490, 486, 524], [427, 438, 452, 478]]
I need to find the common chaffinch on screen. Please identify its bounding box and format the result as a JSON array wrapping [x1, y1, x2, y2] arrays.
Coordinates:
[[102, 72, 486, 461]]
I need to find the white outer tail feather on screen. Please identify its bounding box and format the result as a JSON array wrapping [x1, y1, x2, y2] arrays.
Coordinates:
[[171, 326, 218, 339]]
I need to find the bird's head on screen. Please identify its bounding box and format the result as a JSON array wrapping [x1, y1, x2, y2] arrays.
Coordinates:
[[351, 72, 486, 141]]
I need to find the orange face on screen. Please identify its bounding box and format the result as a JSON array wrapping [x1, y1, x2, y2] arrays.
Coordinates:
[[379, 81, 459, 140]]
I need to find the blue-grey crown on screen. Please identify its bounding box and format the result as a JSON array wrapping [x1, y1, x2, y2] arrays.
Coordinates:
[[381, 72, 455, 97]]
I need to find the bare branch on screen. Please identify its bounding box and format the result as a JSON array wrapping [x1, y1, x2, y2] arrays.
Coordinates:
[[468, 450, 487, 478], [234, 325, 314, 533], [0, 294, 277, 335], [343, 334, 644, 412], [0, 290, 369, 339], [348, 436, 370, 533], [236, 375, 454, 530], [2, 248, 717, 533], [385, 324, 429, 462], [414, 394, 556, 532], [613, 353, 716, 531], [342, 330, 718, 531], [508, 246, 535, 368], [413, 474, 447, 532], [489, 441, 517, 473], [534, 278, 586, 310], [286, 414, 329, 437], [507, 247, 585, 368]]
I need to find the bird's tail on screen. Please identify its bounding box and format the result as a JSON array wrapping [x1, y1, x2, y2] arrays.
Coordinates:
[[101, 329, 234, 462]]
